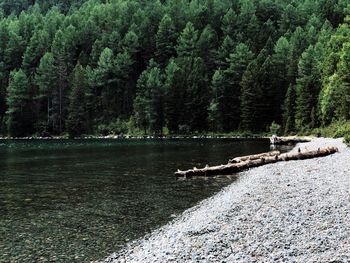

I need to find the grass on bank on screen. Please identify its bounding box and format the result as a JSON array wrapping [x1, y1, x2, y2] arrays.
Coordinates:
[[304, 120, 350, 145]]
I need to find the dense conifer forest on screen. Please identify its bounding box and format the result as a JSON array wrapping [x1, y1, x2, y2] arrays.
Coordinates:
[[0, 0, 349, 137]]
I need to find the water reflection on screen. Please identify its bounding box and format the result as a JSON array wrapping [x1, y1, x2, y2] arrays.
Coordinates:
[[0, 139, 290, 262]]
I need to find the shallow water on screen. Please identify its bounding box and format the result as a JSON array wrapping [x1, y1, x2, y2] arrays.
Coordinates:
[[0, 138, 286, 262]]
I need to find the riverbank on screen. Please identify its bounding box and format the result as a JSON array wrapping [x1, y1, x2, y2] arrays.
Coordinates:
[[101, 138, 350, 262]]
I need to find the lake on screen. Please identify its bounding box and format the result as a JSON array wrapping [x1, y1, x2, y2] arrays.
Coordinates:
[[0, 138, 288, 262]]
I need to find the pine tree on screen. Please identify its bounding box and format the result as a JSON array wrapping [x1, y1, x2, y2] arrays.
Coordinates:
[[148, 66, 164, 135], [319, 73, 340, 125], [51, 29, 69, 134], [282, 84, 296, 134], [176, 22, 198, 58], [0, 62, 7, 134], [66, 63, 87, 137], [208, 70, 224, 132], [155, 14, 177, 67], [221, 8, 237, 39], [335, 42, 350, 120], [197, 25, 218, 75], [240, 60, 262, 131], [295, 45, 320, 130], [222, 43, 254, 131], [271, 36, 292, 123], [22, 29, 50, 72], [35, 52, 56, 131], [164, 59, 184, 133], [134, 60, 164, 135], [216, 35, 234, 69], [6, 69, 33, 137], [184, 57, 209, 132]]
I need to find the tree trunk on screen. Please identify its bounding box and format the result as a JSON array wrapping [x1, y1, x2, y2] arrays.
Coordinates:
[[229, 151, 281, 163], [270, 136, 310, 145], [175, 146, 338, 178]]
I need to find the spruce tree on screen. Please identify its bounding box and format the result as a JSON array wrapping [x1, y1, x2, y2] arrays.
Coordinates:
[[148, 66, 164, 135], [222, 43, 254, 131], [155, 14, 177, 67], [216, 35, 234, 69], [221, 8, 237, 39], [240, 60, 262, 131], [35, 52, 56, 131], [67, 63, 87, 137], [208, 70, 224, 132], [6, 69, 33, 137], [335, 42, 350, 120], [134, 60, 164, 135], [184, 57, 209, 132], [197, 25, 218, 75], [164, 59, 184, 133], [176, 22, 198, 58], [271, 36, 292, 123], [295, 45, 320, 130], [282, 84, 296, 134]]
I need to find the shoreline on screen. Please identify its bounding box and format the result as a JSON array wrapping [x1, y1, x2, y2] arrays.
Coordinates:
[[100, 137, 350, 262], [0, 135, 311, 141]]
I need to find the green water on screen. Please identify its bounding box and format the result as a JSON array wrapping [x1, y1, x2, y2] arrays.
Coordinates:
[[0, 138, 282, 262]]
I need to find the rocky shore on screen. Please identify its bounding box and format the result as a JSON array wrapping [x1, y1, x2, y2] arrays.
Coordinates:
[[101, 138, 350, 262]]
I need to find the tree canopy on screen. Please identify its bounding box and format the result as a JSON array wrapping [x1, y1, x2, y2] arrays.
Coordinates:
[[0, 0, 349, 137]]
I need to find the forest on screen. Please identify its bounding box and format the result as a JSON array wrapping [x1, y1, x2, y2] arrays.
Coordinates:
[[0, 0, 349, 137]]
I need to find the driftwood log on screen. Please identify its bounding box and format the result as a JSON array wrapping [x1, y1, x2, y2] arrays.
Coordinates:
[[229, 150, 280, 163], [175, 146, 338, 178], [270, 136, 311, 145]]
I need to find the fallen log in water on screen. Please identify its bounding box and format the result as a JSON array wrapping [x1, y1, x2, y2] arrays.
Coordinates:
[[270, 136, 311, 145], [175, 146, 338, 178], [229, 151, 280, 163]]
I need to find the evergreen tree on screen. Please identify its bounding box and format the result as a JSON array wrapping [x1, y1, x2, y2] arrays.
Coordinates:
[[22, 29, 50, 72], [271, 36, 292, 123], [184, 57, 209, 132], [295, 45, 321, 130], [148, 66, 164, 135], [176, 22, 198, 58], [335, 42, 350, 120], [215, 43, 254, 131], [197, 25, 218, 75], [67, 63, 87, 137], [216, 35, 234, 69], [164, 59, 184, 133], [134, 69, 150, 134], [282, 84, 296, 134], [6, 69, 33, 137], [134, 60, 164, 135], [208, 69, 224, 132], [35, 52, 56, 131], [240, 60, 262, 131], [221, 8, 237, 39], [155, 14, 176, 67]]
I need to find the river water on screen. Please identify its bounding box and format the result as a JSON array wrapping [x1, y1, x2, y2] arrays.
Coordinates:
[[0, 138, 285, 262]]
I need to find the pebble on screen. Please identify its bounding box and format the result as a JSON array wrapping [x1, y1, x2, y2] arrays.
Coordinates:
[[100, 138, 350, 263]]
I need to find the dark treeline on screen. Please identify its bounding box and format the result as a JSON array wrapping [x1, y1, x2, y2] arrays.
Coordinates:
[[0, 0, 349, 137]]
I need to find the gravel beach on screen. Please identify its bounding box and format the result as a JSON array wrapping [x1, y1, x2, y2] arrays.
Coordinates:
[[101, 138, 350, 263]]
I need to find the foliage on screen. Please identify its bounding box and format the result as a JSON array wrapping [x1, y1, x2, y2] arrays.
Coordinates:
[[344, 134, 350, 144], [312, 120, 350, 138], [269, 121, 281, 136], [0, 0, 349, 136]]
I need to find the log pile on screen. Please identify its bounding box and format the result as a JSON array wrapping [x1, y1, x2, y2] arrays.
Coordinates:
[[270, 135, 311, 145], [175, 146, 338, 178]]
